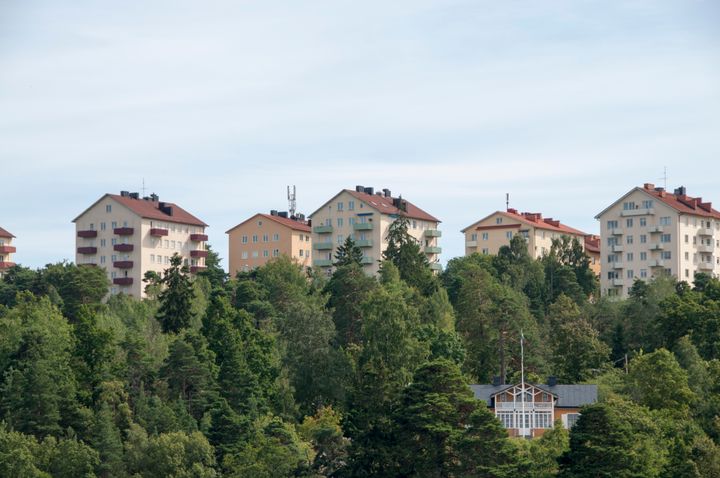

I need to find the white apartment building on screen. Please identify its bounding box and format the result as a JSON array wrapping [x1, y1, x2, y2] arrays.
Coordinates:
[[0, 227, 16, 277], [596, 183, 720, 298], [73, 191, 208, 297], [308, 186, 442, 275]]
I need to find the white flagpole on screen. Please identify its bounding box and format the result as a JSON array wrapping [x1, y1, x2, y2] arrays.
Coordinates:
[[521, 329, 526, 437]]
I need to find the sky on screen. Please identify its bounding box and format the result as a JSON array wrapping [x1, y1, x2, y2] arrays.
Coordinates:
[[1, 0, 719, 270]]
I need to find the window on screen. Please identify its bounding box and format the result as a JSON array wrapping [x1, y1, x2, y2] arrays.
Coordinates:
[[661, 234, 671, 243], [299, 250, 304, 257], [412, 220, 417, 229], [685, 234, 689, 243], [241, 251, 248, 259], [640, 234, 647, 244], [607, 237, 617, 246], [506, 231, 512, 239], [263, 234, 269, 242], [496, 217, 503, 224], [498, 412, 513, 429], [626, 235, 633, 244], [661, 251, 672, 260], [640, 217, 647, 227], [273, 233, 279, 241], [660, 216, 671, 226], [642, 199, 654, 209], [100, 239, 106, 247], [470, 233, 478, 241], [100, 256, 106, 264], [626, 218, 633, 228], [252, 251, 259, 258], [337, 234, 344, 244], [252, 235, 258, 243], [349, 217, 355, 225], [482, 248, 489, 254], [263, 250, 269, 257], [337, 202, 343, 211], [106, 204, 112, 213], [482, 232, 489, 240], [348, 201, 354, 211], [273, 249, 279, 257], [626, 252, 633, 262], [257, 220, 263, 226], [111, 255, 117, 262], [337, 218, 344, 227], [536, 412, 552, 429], [627, 269, 634, 279], [164, 240, 169, 248], [623, 201, 636, 210], [640, 251, 647, 261], [607, 220, 618, 229], [111, 221, 117, 229], [640, 269, 648, 278], [242, 235, 248, 244], [563, 413, 580, 429], [685, 269, 689, 278], [685, 252, 689, 260]]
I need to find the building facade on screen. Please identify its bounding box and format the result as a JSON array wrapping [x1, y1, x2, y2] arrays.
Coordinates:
[[0, 227, 16, 277], [226, 211, 311, 275], [308, 186, 441, 275], [471, 381, 597, 438], [584, 234, 601, 276], [596, 183, 720, 298], [462, 208, 588, 258], [73, 191, 208, 298]]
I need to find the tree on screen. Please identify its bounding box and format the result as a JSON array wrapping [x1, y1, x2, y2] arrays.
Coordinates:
[[453, 406, 520, 477], [156, 254, 196, 334], [626, 348, 695, 414], [325, 263, 378, 346], [382, 214, 435, 294], [298, 406, 349, 477], [334, 237, 363, 267], [198, 244, 228, 291], [89, 402, 124, 477]]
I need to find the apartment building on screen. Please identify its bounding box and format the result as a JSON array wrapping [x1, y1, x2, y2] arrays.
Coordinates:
[[0, 227, 16, 277], [584, 234, 601, 276], [595, 183, 720, 298], [462, 208, 588, 258], [308, 186, 442, 275], [73, 191, 208, 298], [226, 211, 311, 275]]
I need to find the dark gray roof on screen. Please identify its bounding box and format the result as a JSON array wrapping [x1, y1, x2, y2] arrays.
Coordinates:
[[470, 383, 598, 408]]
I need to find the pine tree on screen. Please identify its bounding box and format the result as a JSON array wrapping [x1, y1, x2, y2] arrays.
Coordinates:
[[157, 254, 196, 334], [334, 236, 364, 267], [382, 214, 435, 294]]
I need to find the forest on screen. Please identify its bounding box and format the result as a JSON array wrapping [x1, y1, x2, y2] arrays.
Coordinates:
[[1, 217, 720, 477]]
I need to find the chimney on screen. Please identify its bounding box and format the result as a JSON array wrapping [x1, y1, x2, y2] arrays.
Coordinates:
[[674, 186, 686, 196], [547, 376, 557, 387], [150, 193, 159, 202], [364, 187, 374, 195], [492, 376, 502, 386], [383, 188, 391, 197], [129, 192, 139, 199], [278, 211, 288, 218], [355, 185, 364, 192], [120, 190, 130, 197], [158, 202, 173, 216], [270, 210, 278, 216], [644, 183, 655, 190], [507, 208, 518, 214]]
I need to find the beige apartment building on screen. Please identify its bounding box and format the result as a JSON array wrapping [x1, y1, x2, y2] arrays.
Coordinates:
[[584, 234, 601, 276], [226, 211, 311, 275], [73, 191, 208, 298], [0, 227, 16, 277], [596, 183, 720, 298], [309, 186, 442, 275], [462, 208, 588, 258]]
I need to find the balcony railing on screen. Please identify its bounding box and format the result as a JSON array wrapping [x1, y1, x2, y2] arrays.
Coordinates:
[[466, 240, 478, 247], [114, 227, 134, 235], [424, 229, 442, 238], [313, 259, 333, 267], [611, 262, 624, 269], [150, 228, 169, 237], [313, 225, 333, 234], [430, 263, 442, 271], [360, 256, 374, 264], [621, 208, 654, 217], [495, 401, 553, 410], [650, 260, 665, 268], [190, 233, 208, 242], [0, 245, 16, 253], [610, 228, 624, 236], [647, 225, 663, 233], [190, 265, 207, 274], [114, 244, 134, 252], [313, 242, 334, 250], [425, 246, 442, 254], [190, 250, 208, 258], [699, 228, 714, 236], [612, 278, 624, 286], [77, 247, 97, 254], [355, 239, 373, 248], [113, 277, 133, 286], [353, 223, 374, 231], [650, 243, 664, 251], [611, 244, 624, 252], [698, 244, 714, 253], [77, 230, 97, 238], [698, 262, 714, 270], [113, 261, 133, 269], [0, 261, 16, 269]]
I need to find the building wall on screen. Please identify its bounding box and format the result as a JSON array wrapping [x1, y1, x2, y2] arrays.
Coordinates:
[[310, 190, 441, 276], [75, 197, 206, 298], [597, 188, 720, 298], [0, 235, 15, 277], [227, 215, 311, 275]]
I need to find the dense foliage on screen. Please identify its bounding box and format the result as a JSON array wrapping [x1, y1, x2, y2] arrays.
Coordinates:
[[1, 232, 720, 477]]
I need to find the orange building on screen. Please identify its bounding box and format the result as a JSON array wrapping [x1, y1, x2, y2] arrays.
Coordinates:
[[584, 234, 601, 276], [226, 211, 311, 275], [0, 227, 16, 277], [471, 380, 597, 438]]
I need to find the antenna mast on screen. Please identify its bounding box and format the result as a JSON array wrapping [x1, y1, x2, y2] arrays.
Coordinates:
[[661, 167, 667, 190], [287, 185, 297, 217], [520, 329, 526, 437], [141, 178, 147, 197], [506, 193, 510, 211]]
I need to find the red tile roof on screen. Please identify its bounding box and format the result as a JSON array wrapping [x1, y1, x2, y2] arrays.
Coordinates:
[[584, 234, 600, 254], [0, 227, 14, 238], [344, 189, 440, 222], [73, 194, 207, 227], [641, 184, 720, 220], [226, 213, 311, 234], [503, 208, 587, 236]]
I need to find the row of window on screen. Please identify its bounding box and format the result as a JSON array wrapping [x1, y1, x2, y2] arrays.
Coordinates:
[[623, 200, 655, 210], [241, 233, 310, 244], [608, 251, 671, 262]]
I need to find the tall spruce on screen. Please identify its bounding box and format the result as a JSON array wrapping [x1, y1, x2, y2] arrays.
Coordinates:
[[334, 236, 364, 267], [157, 254, 196, 334]]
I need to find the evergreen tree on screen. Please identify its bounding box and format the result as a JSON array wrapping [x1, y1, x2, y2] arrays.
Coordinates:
[[156, 254, 196, 334], [198, 244, 228, 291], [325, 263, 378, 346], [334, 236, 364, 267], [382, 214, 435, 294]]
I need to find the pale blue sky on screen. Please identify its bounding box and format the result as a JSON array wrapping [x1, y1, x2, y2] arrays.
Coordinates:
[[1, 0, 719, 269]]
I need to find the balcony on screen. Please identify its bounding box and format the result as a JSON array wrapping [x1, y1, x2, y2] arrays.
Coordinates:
[[495, 401, 553, 410], [650, 243, 664, 251], [0, 245, 16, 253], [698, 262, 714, 271], [313, 225, 333, 234], [190, 233, 208, 242], [150, 228, 169, 237], [621, 208, 654, 217], [425, 246, 442, 254], [424, 229, 442, 238], [190, 250, 208, 258], [114, 227, 134, 236], [114, 244, 134, 252], [360, 256, 374, 265], [612, 278, 624, 287], [77, 247, 97, 254], [113, 261, 133, 269], [430, 263, 442, 271], [353, 222, 374, 231], [647, 225, 663, 233], [698, 244, 714, 253], [190, 265, 207, 274], [610, 228, 624, 236], [0, 261, 16, 269], [466, 240, 478, 247], [612, 262, 624, 270], [355, 239, 373, 248], [611, 244, 624, 252], [77, 230, 97, 238], [313, 259, 333, 268], [79, 263, 97, 267], [113, 277, 133, 286], [314, 242, 334, 250], [699, 228, 714, 236], [649, 260, 665, 268]]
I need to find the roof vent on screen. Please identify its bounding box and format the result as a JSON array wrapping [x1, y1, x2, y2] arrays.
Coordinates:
[[129, 192, 139, 199], [278, 211, 288, 218], [655, 187, 665, 192], [355, 185, 364, 192], [120, 190, 130, 197], [270, 210, 278, 216], [150, 193, 159, 202], [674, 186, 686, 196], [547, 376, 557, 387], [383, 188, 391, 197], [158, 202, 173, 216], [364, 187, 374, 195]]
